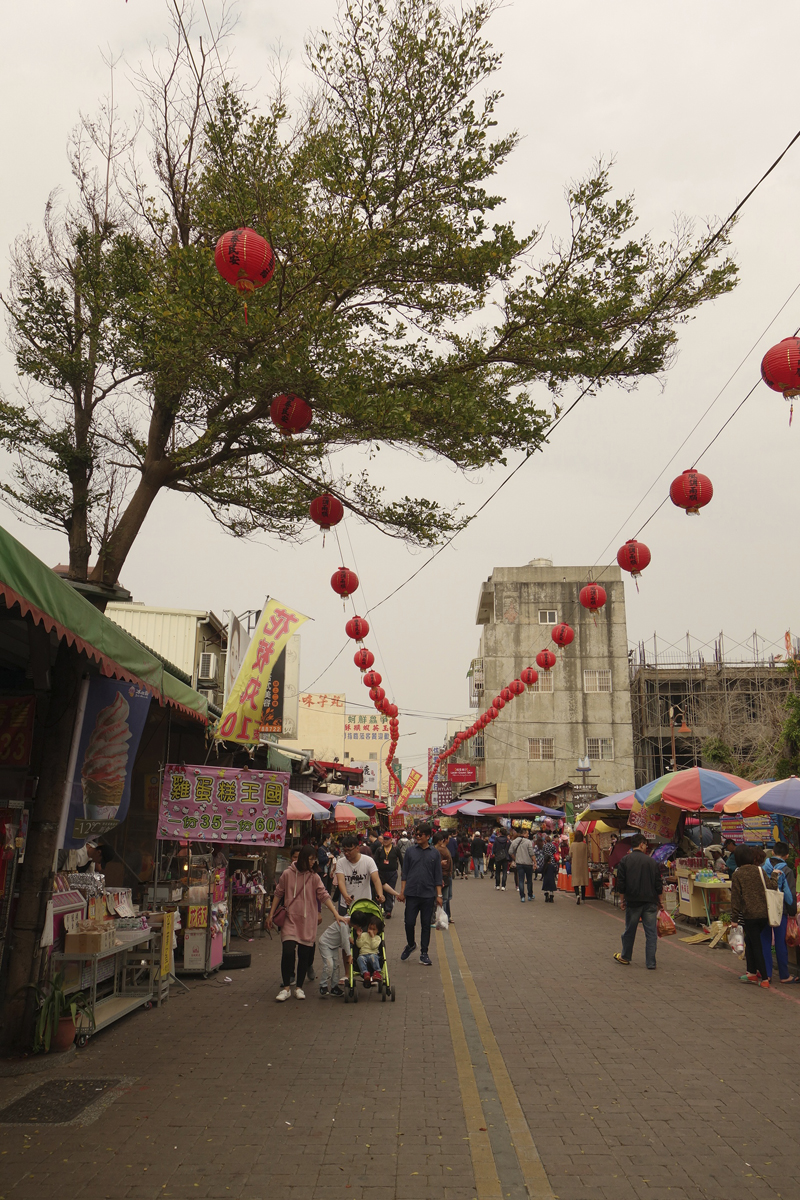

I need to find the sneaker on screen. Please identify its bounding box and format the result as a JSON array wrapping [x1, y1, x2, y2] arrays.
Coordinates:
[[400, 943, 417, 961], [294, 987, 306, 1000], [276, 987, 291, 1002], [329, 985, 344, 997], [319, 985, 330, 998], [520, 896, 526, 903], [740, 973, 760, 984], [759, 980, 771, 989], [419, 952, 432, 966], [306, 967, 315, 981], [372, 970, 382, 983], [362, 971, 372, 986], [501, 886, 506, 891]]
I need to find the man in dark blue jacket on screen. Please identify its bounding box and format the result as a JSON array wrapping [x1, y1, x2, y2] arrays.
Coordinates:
[[614, 834, 665, 969], [399, 823, 443, 966]]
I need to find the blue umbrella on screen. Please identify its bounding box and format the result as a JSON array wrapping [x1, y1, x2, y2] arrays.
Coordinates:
[[347, 795, 376, 810]]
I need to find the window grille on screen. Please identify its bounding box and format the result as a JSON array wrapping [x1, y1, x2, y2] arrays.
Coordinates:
[[587, 737, 614, 761], [584, 669, 612, 693], [527, 737, 555, 761]]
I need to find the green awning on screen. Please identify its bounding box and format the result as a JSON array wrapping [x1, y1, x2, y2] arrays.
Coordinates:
[[0, 523, 207, 724]]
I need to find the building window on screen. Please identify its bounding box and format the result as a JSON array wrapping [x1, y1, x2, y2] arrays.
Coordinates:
[[527, 672, 554, 693], [473, 733, 485, 760], [587, 737, 614, 761], [528, 737, 555, 761], [538, 610, 558, 625], [584, 669, 612, 693], [368, 752, 378, 761]]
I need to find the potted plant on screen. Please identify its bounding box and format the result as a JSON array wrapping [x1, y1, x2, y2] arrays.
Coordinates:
[[31, 972, 94, 1053]]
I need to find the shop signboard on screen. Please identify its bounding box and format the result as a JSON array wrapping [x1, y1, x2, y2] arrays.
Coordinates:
[[217, 599, 308, 744], [628, 799, 680, 842], [720, 814, 774, 844], [157, 764, 289, 846], [65, 677, 152, 847], [187, 905, 207, 928], [394, 769, 422, 810], [678, 876, 692, 903], [448, 763, 477, 783], [389, 810, 406, 830], [0, 695, 35, 767], [350, 761, 379, 791]]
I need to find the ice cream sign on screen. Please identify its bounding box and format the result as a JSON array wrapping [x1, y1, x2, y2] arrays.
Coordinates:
[[157, 764, 289, 846], [64, 677, 152, 848]]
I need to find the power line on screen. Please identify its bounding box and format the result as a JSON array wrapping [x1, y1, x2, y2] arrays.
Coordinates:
[[366, 124, 800, 618]]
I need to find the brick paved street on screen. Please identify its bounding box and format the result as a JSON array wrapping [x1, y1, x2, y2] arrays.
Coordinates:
[[1, 879, 798, 1200]]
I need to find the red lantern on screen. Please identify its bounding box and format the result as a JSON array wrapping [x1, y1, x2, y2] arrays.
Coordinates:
[[509, 679, 525, 696], [214, 227, 275, 293], [385, 703, 398, 719], [761, 337, 800, 395], [309, 493, 344, 530], [369, 686, 385, 704], [501, 687, 513, 703], [552, 622, 574, 648], [354, 647, 375, 671], [616, 539, 651, 578], [520, 667, 539, 690], [669, 469, 713, 516], [536, 650, 556, 671], [363, 670, 382, 688], [579, 584, 606, 613], [345, 616, 370, 641], [488, 706, 499, 720], [331, 566, 359, 597], [271, 393, 313, 436], [492, 696, 506, 709], [479, 714, 489, 728]]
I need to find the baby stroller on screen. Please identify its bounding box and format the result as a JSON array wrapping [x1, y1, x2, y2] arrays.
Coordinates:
[[344, 898, 396, 1004]]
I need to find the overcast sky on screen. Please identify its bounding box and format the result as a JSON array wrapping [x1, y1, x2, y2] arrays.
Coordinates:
[[1, 2, 798, 777]]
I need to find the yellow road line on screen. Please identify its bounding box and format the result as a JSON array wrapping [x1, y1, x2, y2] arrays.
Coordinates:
[[450, 926, 556, 1200], [437, 938, 503, 1200]]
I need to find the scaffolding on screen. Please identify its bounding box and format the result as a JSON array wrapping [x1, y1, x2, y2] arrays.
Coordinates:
[[629, 631, 797, 786]]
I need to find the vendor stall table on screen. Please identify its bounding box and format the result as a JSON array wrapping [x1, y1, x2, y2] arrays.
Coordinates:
[[53, 929, 159, 1047], [692, 879, 732, 925]]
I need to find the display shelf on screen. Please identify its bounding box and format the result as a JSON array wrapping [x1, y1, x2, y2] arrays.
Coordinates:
[[76, 992, 151, 1034]]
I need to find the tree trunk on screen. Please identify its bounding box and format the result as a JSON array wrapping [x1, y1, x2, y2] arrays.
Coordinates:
[[0, 642, 82, 1055], [90, 462, 173, 588]]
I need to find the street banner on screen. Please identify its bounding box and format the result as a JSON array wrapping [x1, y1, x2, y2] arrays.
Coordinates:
[[628, 798, 680, 842], [258, 645, 286, 735], [158, 764, 289, 846], [217, 600, 308, 743], [394, 769, 422, 810], [223, 613, 248, 704], [448, 763, 477, 783], [65, 677, 152, 847]]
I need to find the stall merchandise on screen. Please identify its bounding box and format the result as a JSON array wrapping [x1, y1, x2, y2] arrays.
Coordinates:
[[176, 854, 227, 975], [45, 870, 172, 1045], [675, 856, 731, 922]]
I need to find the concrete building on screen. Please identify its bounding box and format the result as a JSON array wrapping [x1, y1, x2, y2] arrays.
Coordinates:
[[461, 558, 635, 800]]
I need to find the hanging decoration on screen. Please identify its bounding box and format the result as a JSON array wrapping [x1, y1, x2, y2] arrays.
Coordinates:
[[579, 583, 606, 613], [309, 494, 345, 532], [363, 670, 382, 688], [492, 695, 506, 709], [345, 616, 370, 641], [487, 706, 499, 720], [500, 687, 513, 703], [384, 703, 398, 719], [761, 336, 800, 425], [669, 469, 713, 516], [552, 622, 574, 648], [369, 686, 386, 704], [271, 393, 313, 436], [535, 650, 556, 672], [331, 566, 359, 599], [354, 647, 375, 671], [214, 227, 275, 323], [508, 679, 525, 696], [616, 539, 651, 581], [520, 667, 539, 690]]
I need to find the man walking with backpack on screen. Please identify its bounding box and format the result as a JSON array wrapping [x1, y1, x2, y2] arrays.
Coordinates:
[[510, 830, 536, 902]]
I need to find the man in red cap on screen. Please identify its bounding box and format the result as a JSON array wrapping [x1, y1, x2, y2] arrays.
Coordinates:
[[373, 832, 401, 918]]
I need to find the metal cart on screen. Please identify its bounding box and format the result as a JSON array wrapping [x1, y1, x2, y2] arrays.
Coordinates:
[[53, 929, 158, 1047]]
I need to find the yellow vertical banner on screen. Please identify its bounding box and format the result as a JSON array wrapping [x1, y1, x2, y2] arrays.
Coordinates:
[[216, 599, 308, 744], [394, 769, 422, 810], [160, 910, 175, 979]]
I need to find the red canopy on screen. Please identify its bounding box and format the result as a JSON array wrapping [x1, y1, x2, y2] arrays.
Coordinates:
[[477, 800, 549, 817]]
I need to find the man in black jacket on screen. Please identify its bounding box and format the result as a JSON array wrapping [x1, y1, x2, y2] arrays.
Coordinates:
[[373, 833, 400, 918], [614, 834, 665, 969]]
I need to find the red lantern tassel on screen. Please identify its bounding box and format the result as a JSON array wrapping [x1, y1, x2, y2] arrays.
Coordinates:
[[244, 301, 248, 326]]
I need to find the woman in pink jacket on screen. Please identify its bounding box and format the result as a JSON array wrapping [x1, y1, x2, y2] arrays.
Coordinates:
[[267, 844, 345, 1002]]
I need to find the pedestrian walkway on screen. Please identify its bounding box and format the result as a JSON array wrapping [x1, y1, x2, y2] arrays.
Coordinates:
[[1, 881, 798, 1199]]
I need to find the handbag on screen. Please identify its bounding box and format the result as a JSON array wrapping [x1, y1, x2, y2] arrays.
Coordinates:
[[759, 868, 785, 928], [273, 903, 287, 929], [787, 915, 800, 947]]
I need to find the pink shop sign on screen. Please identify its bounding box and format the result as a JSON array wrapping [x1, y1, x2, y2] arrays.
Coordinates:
[[157, 764, 289, 846]]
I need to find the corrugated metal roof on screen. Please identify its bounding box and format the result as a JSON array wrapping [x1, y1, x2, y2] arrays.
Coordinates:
[[106, 606, 204, 677]]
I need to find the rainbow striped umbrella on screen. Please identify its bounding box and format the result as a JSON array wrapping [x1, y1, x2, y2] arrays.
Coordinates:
[[636, 767, 753, 811], [714, 776, 800, 819]]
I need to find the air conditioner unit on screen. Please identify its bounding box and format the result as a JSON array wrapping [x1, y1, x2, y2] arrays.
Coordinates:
[[197, 652, 218, 683], [199, 688, 217, 702]]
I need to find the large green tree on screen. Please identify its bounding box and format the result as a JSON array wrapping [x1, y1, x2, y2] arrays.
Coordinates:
[[1, 0, 736, 589]]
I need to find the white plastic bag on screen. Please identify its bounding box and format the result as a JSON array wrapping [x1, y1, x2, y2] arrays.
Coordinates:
[[435, 906, 449, 931], [728, 923, 745, 957]]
